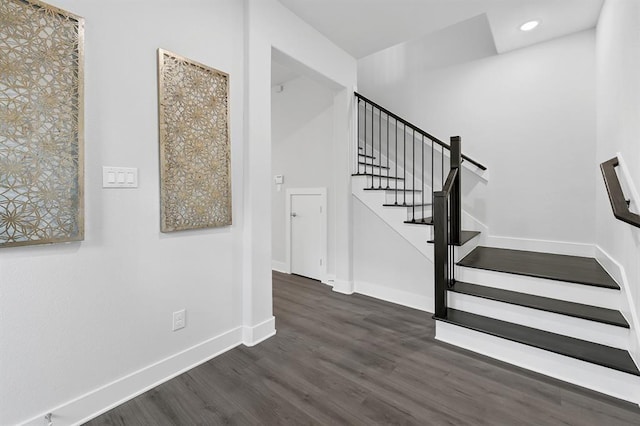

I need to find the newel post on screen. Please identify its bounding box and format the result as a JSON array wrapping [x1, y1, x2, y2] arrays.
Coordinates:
[[450, 136, 462, 246], [433, 190, 448, 319]]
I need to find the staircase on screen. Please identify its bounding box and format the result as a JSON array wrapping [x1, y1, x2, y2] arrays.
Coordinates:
[[353, 92, 640, 405]]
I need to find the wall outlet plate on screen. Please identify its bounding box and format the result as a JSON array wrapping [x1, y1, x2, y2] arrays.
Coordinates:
[[172, 309, 186, 331]]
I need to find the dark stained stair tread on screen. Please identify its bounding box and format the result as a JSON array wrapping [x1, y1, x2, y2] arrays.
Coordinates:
[[449, 281, 629, 328], [358, 153, 376, 159], [383, 203, 431, 207], [458, 246, 620, 289], [427, 230, 481, 246], [363, 188, 422, 192], [404, 217, 432, 225], [352, 173, 404, 180], [437, 309, 640, 376]]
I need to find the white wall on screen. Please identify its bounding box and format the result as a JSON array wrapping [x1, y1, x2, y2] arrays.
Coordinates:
[[353, 199, 433, 311], [0, 1, 245, 424], [595, 0, 640, 363], [358, 30, 597, 246], [244, 0, 357, 310], [271, 76, 336, 275]]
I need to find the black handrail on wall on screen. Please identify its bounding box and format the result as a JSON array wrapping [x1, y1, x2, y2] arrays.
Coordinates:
[[601, 157, 640, 228], [433, 137, 462, 319]]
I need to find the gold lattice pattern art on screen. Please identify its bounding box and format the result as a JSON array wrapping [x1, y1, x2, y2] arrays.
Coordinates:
[[0, 0, 84, 248], [158, 49, 231, 232]]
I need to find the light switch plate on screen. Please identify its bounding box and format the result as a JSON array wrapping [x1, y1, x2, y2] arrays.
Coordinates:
[[103, 166, 138, 188]]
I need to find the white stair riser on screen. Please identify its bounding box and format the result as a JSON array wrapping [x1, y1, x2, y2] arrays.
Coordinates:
[[448, 292, 629, 349], [457, 267, 622, 310], [404, 207, 432, 221], [384, 191, 426, 204], [436, 321, 640, 404], [358, 164, 391, 174]]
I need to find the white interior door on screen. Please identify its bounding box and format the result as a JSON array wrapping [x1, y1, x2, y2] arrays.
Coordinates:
[[290, 193, 323, 280]]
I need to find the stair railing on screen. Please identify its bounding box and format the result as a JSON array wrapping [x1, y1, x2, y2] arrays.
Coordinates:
[[355, 92, 485, 224], [433, 137, 462, 318], [600, 156, 640, 228]]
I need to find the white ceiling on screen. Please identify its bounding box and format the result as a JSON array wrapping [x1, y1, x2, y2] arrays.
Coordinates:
[[277, 0, 604, 58]]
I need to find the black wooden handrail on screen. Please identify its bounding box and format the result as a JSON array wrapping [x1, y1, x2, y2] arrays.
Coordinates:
[[355, 92, 487, 171], [437, 168, 459, 197], [600, 157, 640, 228]]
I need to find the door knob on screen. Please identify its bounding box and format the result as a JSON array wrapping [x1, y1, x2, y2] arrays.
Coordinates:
[[291, 212, 297, 217]]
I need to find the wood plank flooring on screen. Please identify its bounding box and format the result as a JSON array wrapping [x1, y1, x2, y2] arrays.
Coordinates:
[[86, 272, 640, 425]]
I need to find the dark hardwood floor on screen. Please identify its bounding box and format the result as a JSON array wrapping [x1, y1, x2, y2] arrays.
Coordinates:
[[86, 272, 640, 425]]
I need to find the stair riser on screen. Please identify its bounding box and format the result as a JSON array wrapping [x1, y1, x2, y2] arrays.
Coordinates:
[[435, 321, 640, 404], [384, 192, 426, 205], [448, 292, 629, 349], [457, 267, 622, 309], [359, 164, 390, 174], [361, 178, 423, 191], [404, 208, 432, 222]]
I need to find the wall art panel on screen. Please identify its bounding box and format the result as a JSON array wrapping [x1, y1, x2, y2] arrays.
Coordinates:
[[157, 49, 231, 232], [0, 0, 84, 248]]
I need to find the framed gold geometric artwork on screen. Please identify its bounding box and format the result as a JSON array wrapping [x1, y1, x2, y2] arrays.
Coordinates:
[[157, 49, 232, 232], [0, 0, 84, 248]]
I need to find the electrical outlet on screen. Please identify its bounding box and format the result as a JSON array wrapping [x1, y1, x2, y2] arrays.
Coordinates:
[[172, 309, 186, 331]]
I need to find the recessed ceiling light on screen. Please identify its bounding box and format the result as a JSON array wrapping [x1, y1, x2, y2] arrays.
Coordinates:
[[520, 20, 540, 31]]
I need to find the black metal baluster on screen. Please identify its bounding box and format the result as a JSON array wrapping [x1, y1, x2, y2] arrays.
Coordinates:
[[395, 119, 398, 205], [403, 124, 406, 205], [422, 134, 424, 223], [370, 104, 374, 189], [357, 99, 361, 173], [378, 109, 382, 189], [386, 114, 390, 188], [412, 128, 415, 222], [363, 101, 367, 176], [431, 139, 434, 210], [441, 145, 444, 191], [449, 198, 453, 286]]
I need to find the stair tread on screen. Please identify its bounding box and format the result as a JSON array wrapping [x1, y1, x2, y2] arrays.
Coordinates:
[[437, 309, 640, 376], [363, 188, 422, 193], [359, 153, 376, 159], [403, 217, 432, 225], [352, 173, 403, 180], [450, 281, 629, 328], [427, 230, 481, 246], [383, 203, 431, 207], [358, 161, 390, 169], [458, 246, 620, 289]]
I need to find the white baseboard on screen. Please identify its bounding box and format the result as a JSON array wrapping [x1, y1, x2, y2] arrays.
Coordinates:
[[21, 327, 243, 426], [322, 274, 336, 286], [485, 235, 595, 257], [595, 245, 640, 370], [332, 279, 354, 294], [272, 260, 289, 274], [243, 316, 276, 347], [436, 321, 640, 405], [355, 280, 432, 312]]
